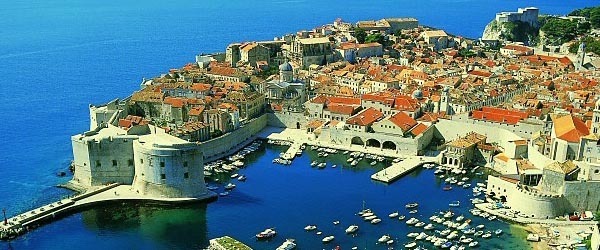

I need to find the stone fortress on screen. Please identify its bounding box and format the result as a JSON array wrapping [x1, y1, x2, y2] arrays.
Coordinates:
[[495, 7, 540, 28]]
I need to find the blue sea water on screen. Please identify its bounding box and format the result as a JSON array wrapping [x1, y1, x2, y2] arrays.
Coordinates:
[[0, 0, 595, 249]]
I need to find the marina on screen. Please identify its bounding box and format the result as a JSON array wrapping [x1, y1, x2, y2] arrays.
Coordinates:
[[371, 157, 437, 183]]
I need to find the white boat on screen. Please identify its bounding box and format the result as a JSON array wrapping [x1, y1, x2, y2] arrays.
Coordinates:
[[406, 218, 419, 225], [322, 235, 335, 243], [424, 223, 435, 230], [416, 232, 428, 240], [468, 241, 479, 247], [377, 234, 391, 243], [415, 222, 425, 227], [276, 239, 296, 250], [388, 211, 399, 218], [409, 209, 418, 214], [449, 201, 460, 207], [310, 161, 318, 167], [333, 220, 340, 225], [237, 175, 246, 181], [476, 224, 485, 229], [494, 229, 503, 235], [351, 160, 358, 166], [439, 229, 451, 236], [345, 225, 358, 234], [224, 183, 236, 190], [463, 228, 475, 234], [455, 215, 464, 222], [318, 162, 326, 169], [364, 215, 377, 221], [460, 237, 473, 243], [488, 215, 497, 221], [407, 232, 419, 238], [256, 228, 277, 240], [347, 158, 354, 163], [462, 183, 471, 188], [304, 225, 317, 231], [404, 242, 417, 248], [482, 231, 492, 238], [219, 191, 229, 196], [316, 231, 322, 235], [443, 211, 454, 218], [361, 212, 374, 218], [386, 239, 394, 245], [370, 218, 382, 224], [446, 232, 458, 240], [331, 164, 337, 168], [370, 161, 377, 166]]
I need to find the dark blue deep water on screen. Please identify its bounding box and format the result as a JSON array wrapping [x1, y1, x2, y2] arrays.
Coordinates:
[[0, 0, 594, 249]]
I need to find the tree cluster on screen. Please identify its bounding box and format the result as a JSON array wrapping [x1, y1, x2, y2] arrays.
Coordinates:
[[569, 6, 600, 28], [569, 36, 600, 55], [540, 17, 589, 45]]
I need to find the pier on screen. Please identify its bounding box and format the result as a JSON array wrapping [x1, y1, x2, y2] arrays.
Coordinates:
[[281, 142, 302, 160], [371, 157, 437, 183], [0, 184, 215, 240]]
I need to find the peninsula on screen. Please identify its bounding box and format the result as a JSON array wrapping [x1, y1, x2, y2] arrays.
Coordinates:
[[2, 7, 600, 250]]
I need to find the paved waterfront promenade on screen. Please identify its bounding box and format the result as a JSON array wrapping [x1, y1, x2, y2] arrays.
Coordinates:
[[0, 184, 215, 239], [371, 156, 437, 183]]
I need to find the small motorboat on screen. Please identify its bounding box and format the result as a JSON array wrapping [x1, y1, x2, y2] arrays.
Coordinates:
[[346, 158, 354, 163], [304, 225, 317, 231], [406, 218, 419, 225], [455, 215, 464, 222], [398, 215, 406, 220], [370, 161, 377, 166], [333, 220, 340, 225], [256, 228, 276, 240], [409, 209, 418, 214], [476, 224, 485, 229], [424, 223, 435, 230], [405, 203, 419, 209], [316, 231, 322, 235], [443, 211, 454, 218], [331, 164, 337, 168], [443, 186, 453, 191], [207, 185, 219, 191], [449, 201, 460, 207], [318, 162, 326, 169], [389, 211, 399, 218], [219, 191, 229, 196], [310, 161, 318, 167], [468, 241, 479, 247], [494, 229, 503, 235], [386, 239, 394, 245], [322, 235, 335, 243], [416, 232, 428, 240], [404, 241, 417, 248], [441, 241, 452, 249], [482, 232, 492, 239], [377, 234, 391, 243], [345, 225, 358, 234], [371, 218, 382, 224], [407, 232, 419, 238], [224, 183, 236, 190], [415, 222, 425, 227]]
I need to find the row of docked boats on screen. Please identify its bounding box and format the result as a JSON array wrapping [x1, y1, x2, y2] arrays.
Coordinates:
[[267, 139, 292, 146]]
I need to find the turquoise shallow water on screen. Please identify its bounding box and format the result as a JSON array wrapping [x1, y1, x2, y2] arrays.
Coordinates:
[[0, 0, 594, 249]]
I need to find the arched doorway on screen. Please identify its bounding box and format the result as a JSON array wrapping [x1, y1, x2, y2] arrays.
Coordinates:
[[382, 141, 396, 150], [296, 122, 300, 129], [366, 139, 381, 148], [351, 136, 364, 146]]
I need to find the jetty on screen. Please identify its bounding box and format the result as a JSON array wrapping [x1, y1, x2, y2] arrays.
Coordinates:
[[371, 157, 437, 183], [281, 142, 302, 160], [0, 184, 215, 240]]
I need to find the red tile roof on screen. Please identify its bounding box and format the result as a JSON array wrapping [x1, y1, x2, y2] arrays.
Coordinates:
[[409, 123, 428, 136], [326, 103, 357, 115], [347, 107, 383, 126], [554, 114, 590, 143], [388, 111, 417, 132], [471, 107, 528, 125]]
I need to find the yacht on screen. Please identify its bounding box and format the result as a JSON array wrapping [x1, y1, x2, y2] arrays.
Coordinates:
[[345, 225, 358, 234], [405, 203, 419, 209], [397, 215, 406, 220], [415, 222, 425, 227], [370, 218, 382, 224], [407, 232, 419, 238], [406, 217, 419, 225], [256, 228, 276, 240], [468, 241, 479, 247], [224, 183, 236, 190], [237, 175, 246, 181], [424, 224, 435, 230], [416, 232, 428, 240], [404, 242, 417, 248], [449, 201, 460, 207], [321, 235, 335, 243], [494, 229, 503, 235], [388, 211, 399, 218], [377, 234, 391, 243], [318, 162, 326, 169], [304, 225, 317, 231], [482, 232, 492, 239]]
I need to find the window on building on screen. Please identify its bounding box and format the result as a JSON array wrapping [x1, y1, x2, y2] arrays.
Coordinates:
[[96, 160, 101, 167], [140, 158, 143, 164], [184, 172, 189, 179], [160, 162, 165, 168], [112, 160, 117, 166], [128, 159, 134, 166], [161, 174, 166, 180], [595, 169, 599, 174], [183, 161, 188, 168]]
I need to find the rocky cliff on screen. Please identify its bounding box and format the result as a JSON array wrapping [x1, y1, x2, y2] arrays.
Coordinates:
[[482, 20, 539, 45]]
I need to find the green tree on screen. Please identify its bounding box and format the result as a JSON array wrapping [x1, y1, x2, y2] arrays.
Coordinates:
[[353, 27, 367, 44], [365, 33, 385, 44], [547, 81, 556, 91], [541, 18, 580, 45]]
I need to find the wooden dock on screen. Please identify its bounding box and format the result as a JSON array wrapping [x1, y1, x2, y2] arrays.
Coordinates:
[[371, 157, 437, 183]]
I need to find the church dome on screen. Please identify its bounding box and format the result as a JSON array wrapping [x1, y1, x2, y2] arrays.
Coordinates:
[[279, 61, 293, 72], [412, 89, 423, 99]]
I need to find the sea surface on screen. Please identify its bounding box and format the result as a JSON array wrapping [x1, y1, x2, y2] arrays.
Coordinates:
[[0, 0, 594, 249]]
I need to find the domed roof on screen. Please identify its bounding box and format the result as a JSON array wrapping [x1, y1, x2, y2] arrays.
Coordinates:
[[412, 89, 423, 99], [279, 61, 293, 72]]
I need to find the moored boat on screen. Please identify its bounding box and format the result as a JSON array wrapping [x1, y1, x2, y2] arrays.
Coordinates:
[[256, 228, 276, 240], [345, 225, 358, 234]]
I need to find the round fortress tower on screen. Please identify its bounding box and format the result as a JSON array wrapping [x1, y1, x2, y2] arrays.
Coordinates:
[[132, 133, 209, 198]]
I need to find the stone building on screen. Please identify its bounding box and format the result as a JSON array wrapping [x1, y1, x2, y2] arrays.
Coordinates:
[[132, 133, 209, 198], [495, 7, 539, 28], [441, 132, 487, 168], [265, 62, 306, 110], [239, 42, 270, 66], [290, 37, 334, 68]]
